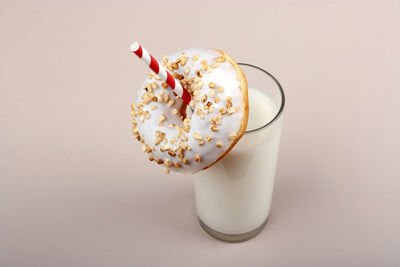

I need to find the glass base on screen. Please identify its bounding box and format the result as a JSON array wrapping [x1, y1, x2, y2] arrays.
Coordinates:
[[198, 216, 269, 243]]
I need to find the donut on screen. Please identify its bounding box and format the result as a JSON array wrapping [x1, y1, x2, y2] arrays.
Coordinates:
[[131, 47, 248, 174]]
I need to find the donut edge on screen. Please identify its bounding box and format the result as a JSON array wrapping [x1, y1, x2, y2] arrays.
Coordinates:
[[202, 49, 249, 170]]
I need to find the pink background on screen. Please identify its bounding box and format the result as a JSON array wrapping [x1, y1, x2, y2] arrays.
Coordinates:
[[1, 0, 399, 266]]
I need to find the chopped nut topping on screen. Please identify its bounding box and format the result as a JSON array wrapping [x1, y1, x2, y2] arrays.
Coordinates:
[[163, 55, 168, 65], [201, 60, 208, 70], [172, 108, 178, 115], [144, 111, 150, 119], [147, 73, 155, 79], [172, 72, 184, 80], [180, 56, 188, 66], [183, 124, 190, 132], [144, 83, 153, 93], [167, 99, 175, 106], [150, 105, 157, 110], [205, 135, 212, 142], [168, 149, 176, 157], [209, 82, 216, 89], [164, 168, 170, 174], [198, 140, 205, 146], [215, 97, 220, 103], [152, 82, 159, 89], [160, 132, 166, 140], [216, 141, 223, 148], [215, 56, 226, 63], [142, 93, 152, 105], [195, 155, 201, 162], [206, 66, 213, 73], [159, 114, 167, 123], [228, 107, 236, 115], [181, 158, 189, 165], [166, 62, 173, 71], [164, 159, 173, 167], [201, 94, 208, 103], [171, 62, 178, 70], [163, 94, 170, 103], [197, 80, 204, 89], [146, 144, 152, 153], [211, 62, 219, 68], [162, 82, 168, 89], [184, 67, 190, 75], [218, 86, 224, 93], [219, 108, 227, 115], [210, 116, 221, 125], [131, 103, 136, 111], [211, 126, 219, 132], [160, 144, 169, 152], [174, 161, 182, 168], [155, 75, 161, 81], [193, 132, 202, 140], [192, 55, 200, 61], [196, 70, 203, 78], [229, 133, 237, 141], [156, 91, 164, 101]]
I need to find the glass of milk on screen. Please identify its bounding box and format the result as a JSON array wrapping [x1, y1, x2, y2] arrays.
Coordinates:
[[193, 63, 285, 242]]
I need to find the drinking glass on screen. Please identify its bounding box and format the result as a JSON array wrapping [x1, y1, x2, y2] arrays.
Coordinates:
[[193, 63, 285, 242]]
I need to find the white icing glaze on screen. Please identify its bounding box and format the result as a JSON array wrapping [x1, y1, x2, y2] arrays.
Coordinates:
[[131, 47, 246, 174]]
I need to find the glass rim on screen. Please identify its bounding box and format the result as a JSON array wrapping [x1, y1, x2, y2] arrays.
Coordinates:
[[238, 63, 286, 134]]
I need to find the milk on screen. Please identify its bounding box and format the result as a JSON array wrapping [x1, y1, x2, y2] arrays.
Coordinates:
[[194, 88, 283, 235]]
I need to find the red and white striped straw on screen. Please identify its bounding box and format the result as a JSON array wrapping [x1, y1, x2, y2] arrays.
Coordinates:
[[130, 42, 191, 104]]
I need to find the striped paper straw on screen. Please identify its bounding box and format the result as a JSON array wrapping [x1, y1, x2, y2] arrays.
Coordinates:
[[130, 42, 191, 104]]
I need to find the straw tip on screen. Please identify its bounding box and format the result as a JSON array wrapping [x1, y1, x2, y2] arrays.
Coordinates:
[[130, 42, 140, 52]]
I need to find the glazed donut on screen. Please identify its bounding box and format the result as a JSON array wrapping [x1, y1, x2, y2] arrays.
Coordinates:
[[131, 47, 248, 174]]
